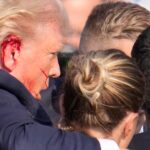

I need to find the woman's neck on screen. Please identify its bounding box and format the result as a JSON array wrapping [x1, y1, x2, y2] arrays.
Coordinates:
[[82, 127, 110, 139]]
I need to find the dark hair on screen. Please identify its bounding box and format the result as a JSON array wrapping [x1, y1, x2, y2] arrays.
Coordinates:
[[132, 26, 150, 116]]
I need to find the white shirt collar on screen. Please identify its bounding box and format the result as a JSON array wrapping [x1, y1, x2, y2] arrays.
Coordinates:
[[98, 139, 120, 150]]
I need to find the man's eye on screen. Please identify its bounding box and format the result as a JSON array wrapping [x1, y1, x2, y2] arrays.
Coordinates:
[[49, 52, 58, 56], [53, 52, 58, 56], [48, 52, 58, 60]]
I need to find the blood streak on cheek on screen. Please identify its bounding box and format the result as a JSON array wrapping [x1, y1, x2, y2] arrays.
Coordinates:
[[1, 35, 21, 72], [40, 69, 49, 88]]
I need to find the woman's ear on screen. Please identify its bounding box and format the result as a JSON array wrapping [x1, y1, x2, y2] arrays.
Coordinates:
[[1, 35, 21, 72], [119, 112, 139, 149]]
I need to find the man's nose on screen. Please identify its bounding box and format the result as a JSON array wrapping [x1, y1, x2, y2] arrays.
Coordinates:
[[49, 57, 61, 78]]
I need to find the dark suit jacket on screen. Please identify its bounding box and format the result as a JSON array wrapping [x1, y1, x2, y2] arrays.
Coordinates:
[[129, 129, 150, 150], [0, 70, 100, 150]]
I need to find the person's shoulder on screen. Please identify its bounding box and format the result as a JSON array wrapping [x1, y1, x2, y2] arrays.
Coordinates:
[[0, 88, 24, 108], [60, 130, 101, 150], [6, 125, 101, 150]]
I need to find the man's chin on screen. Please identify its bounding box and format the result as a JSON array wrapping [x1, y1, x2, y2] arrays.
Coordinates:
[[33, 92, 41, 100]]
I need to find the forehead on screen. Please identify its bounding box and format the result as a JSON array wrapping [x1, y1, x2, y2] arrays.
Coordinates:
[[34, 23, 64, 52]]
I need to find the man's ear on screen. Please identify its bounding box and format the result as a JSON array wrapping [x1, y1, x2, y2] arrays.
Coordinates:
[[119, 112, 139, 149], [1, 35, 21, 72]]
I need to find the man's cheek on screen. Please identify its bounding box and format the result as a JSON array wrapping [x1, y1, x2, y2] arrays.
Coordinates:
[[40, 68, 49, 78]]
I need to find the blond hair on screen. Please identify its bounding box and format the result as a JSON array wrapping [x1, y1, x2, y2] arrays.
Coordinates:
[[0, 0, 68, 44], [62, 49, 144, 133], [79, 2, 150, 52]]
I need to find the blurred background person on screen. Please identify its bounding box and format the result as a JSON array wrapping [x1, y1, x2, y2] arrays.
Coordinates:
[[63, 0, 102, 48]]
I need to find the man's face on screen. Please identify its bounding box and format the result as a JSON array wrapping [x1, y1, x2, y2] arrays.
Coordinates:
[[12, 24, 63, 99]]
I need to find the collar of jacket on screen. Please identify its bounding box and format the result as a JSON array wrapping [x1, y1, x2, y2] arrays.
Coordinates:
[[0, 69, 52, 125]]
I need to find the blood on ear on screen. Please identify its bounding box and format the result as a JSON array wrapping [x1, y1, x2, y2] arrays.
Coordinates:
[[0, 34, 21, 71]]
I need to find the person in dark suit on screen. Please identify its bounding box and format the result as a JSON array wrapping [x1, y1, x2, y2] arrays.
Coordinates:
[[59, 49, 145, 150], [129, 27, 150, 150], [0, 0, 101, 150]]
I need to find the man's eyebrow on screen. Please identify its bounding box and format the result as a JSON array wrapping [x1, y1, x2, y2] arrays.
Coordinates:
[[47, 48, 63, 55], [47, 51, 58, 55], [47, 42, 64, 55]]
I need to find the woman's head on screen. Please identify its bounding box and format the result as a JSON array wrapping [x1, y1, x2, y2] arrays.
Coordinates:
[[62, 49, 144, 147]]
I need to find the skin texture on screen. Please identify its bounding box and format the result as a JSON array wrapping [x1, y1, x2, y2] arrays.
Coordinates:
[[87, 38, 135, 56], [63, 0, 101, 47], [63, 0, 101, 33], [83, 112, 139, 149], [1, 35, 21, 72], [107, 39, 135, 56], [2, 24, 63, 99]]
